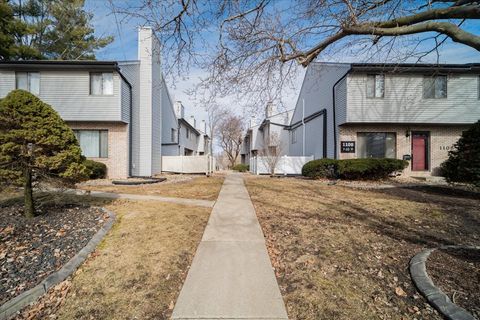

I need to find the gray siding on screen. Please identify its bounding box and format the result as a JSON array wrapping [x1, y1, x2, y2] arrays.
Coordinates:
[[288, 63, 351, 159], [0, 70, 123, 122], [161, 77, 178, 144], [118, 62, 140, 176], [347, 73, 480, 124]]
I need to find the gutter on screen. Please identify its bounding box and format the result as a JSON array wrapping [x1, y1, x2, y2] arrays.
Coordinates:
[[332, 69, 350, 159], [285, 109, 328, 158], [116, 67, 133, 177]]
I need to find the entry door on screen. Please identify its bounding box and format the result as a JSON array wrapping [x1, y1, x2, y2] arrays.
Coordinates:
[[411, 132, 429, 171]]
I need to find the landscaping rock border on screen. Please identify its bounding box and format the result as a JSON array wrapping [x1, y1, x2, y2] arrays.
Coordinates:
[[111, 177, 166, 185], [410, 245, 480, 320], [0, 208, 116, 320]]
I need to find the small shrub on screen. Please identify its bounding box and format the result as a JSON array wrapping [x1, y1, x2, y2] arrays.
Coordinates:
[[232, 164, 249, 172], [302, 159, 338, 179], [84, 159, 107, 179], [440, 120, 480, 187], [337, 158, 408, 180]]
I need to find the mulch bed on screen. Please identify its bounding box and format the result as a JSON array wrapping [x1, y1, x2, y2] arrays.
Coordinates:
[[427, 247, 480, 319], [0, 201, 106, 305]]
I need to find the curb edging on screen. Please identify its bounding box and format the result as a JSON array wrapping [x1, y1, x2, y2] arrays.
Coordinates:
[[410, 245, 479, 320], [0, 207, 116, 320]]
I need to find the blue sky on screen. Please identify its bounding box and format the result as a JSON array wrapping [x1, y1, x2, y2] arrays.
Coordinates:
[[85, 0, 480, 120]]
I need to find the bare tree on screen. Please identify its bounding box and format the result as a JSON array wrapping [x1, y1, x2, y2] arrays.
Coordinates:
[[258, 131, 286, 176], [204, 103, 228, 156], [218, 112, 244, 168], [112, 0, 480, 111]]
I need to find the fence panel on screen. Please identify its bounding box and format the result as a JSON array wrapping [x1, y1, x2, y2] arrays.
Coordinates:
[[162, 155, 214, 174], [250, 155, 313, 175]]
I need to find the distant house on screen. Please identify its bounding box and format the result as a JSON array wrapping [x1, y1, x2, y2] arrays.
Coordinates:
[[241, 103, 293, 164], [0, 27, 210, 179], [162, 101, 210, 157], [285, 62, 480, 176]]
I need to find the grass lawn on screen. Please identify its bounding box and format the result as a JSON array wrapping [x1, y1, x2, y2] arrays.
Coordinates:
[[79, 175, 224, 201], [8, 194, 211, 320], [245, 176, 480, 320], [55, 199, 210, 320]]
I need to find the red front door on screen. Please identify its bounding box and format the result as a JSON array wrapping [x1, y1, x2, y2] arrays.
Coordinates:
[[412, 132, 429, 171]]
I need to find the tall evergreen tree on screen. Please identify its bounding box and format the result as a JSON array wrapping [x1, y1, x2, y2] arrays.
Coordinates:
[[2, 0, 112, 60]]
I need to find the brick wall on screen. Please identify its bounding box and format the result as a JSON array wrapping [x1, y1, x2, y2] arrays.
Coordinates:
[[338, 124, 468, 176], [67, 122, 129, 179]]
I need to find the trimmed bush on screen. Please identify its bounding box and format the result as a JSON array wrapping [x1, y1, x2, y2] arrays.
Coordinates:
[[232, 164, 249, 172], [301, 159, 338, 179], [337, 158, 408, 180], [302, 158, 408, 180], [84, 159, 107, 179], [440, 120, 480, 187]]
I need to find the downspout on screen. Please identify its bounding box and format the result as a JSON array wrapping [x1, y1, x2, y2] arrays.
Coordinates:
[[332, 69, 350, 159], [322, 109, 327, 158], [117, 67, 133, 177], [302, 98, 305, 156]]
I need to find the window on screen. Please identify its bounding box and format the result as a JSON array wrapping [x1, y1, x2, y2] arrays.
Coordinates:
[[357, 132, 396, 158], [73, 130, 108, 158], [16, 72, 40, 95], [291, 128, 297, 144], [366, 74, 384, 98], [423, 75, 447, 98], [186, 129, 190, 139], [90, 72, 113, 95], [171, 128, 176, 142]]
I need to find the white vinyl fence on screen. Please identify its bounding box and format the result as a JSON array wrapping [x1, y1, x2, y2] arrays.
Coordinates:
[[249, 155, 314, 175], [162, 155, 215, 174]]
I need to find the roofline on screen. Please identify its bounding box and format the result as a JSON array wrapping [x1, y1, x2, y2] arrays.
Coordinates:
[[179, 118, 201, 136], [0, 60, 119, 71]]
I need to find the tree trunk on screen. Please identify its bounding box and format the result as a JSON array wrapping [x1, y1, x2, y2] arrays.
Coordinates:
[[24, 167, 35, 218]]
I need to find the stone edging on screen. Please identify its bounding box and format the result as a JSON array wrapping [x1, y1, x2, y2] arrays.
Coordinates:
[[0, 207, 116, 320], [409, 245, 479, 320]]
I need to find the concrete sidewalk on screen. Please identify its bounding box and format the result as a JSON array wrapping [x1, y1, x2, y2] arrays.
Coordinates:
[[172, 173, 288, 320]]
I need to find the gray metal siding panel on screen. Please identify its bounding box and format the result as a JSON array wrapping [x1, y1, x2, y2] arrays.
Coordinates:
[[1, 70, 122, 121], [288, 63, 350, 158], [118, 63, 140, 176], [347, 73, 480, 123]]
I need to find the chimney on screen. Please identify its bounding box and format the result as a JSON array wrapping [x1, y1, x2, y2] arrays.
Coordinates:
[[189, 115, 196, 128], [265, 101, 274, 118], [201, 119, 207, 133], [174, 101, 184, 119], [249, 116, 255, 128], [134, 26, 161, 176]]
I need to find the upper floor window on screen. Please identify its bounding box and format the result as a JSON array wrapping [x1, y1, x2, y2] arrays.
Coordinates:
[[90, 72, 113, 95], [366, 74, 384, 98], [171, 128, 176, 142], [186, 129, 190, 139], [16, 72, 40, 95], [73, 130, 108, 158], [291, 128, 297, 144], [423, 75, 447, 99]]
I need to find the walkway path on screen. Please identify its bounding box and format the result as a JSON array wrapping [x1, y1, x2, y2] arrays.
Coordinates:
[[172, 173, 288, 319]]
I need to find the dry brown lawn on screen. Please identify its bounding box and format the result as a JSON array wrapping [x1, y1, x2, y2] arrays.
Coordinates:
[[245, 176, 480, 320], [79, 175, 224, 201], [51, 199, 210, 320]]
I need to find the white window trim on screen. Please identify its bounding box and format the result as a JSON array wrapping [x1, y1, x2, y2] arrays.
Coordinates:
[[15, 72, 40, 95], [423, 75, 448, 99], [90, 72, 114, 96], [366, 74, 385, 99]]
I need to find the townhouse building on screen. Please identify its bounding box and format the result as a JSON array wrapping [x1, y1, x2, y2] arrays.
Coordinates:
[[0, 27, 210, 179], [162, 101, 210, 157], [286, 62, 480, 176], [240, 104, 293, 164]]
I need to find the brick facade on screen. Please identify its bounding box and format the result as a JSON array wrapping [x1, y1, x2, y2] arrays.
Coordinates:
[[338, 124, 468, 176], [67, 122, 129, 179]]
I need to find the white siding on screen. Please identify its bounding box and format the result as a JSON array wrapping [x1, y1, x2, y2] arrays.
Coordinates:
[[347, 73, 480, 124], [0, 70, 123, 122]]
